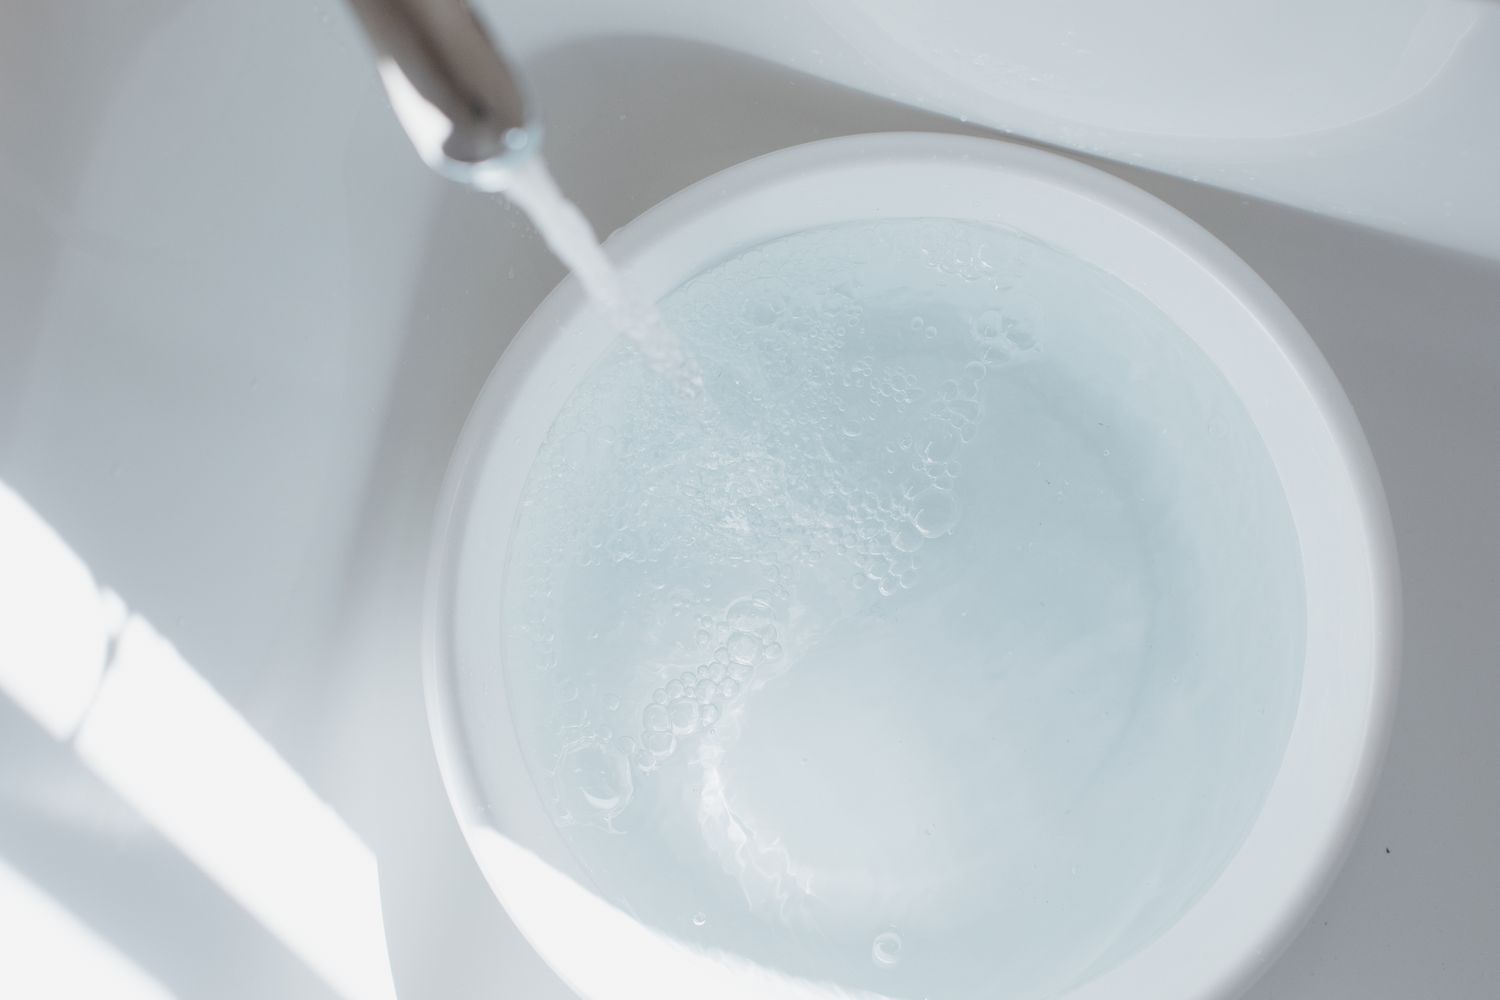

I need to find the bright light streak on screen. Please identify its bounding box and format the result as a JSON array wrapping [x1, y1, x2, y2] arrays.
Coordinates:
[[376, 57, 454, 172], [0, 484, 122, 739], [75, 614, 396, 1000], [0, 855, 174, 1000], [468, 828, 890, 1000], [0, 481, 395, 1000]]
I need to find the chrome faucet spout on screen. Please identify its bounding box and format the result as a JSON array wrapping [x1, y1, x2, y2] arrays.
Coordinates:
[[347, 0, 535, 191]]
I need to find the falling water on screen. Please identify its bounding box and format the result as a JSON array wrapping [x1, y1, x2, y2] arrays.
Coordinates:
[[504, 154, 701, 394]]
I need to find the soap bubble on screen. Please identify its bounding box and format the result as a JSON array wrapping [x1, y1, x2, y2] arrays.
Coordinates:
[[642, 703, 669, 732], [911, 487, 959, 538], [872, 930, 903, 969]]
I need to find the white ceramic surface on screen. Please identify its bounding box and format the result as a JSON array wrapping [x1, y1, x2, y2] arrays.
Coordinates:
[[485, 0, 1500, 262], [426, 133, 1399, 1000], [10, 4, 1497, 999]]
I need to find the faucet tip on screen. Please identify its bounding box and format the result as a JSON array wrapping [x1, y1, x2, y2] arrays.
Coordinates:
[[349, 0, 535, 192]]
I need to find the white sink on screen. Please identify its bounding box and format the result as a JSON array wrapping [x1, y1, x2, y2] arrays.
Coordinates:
[[2, 3, 1497, 998]]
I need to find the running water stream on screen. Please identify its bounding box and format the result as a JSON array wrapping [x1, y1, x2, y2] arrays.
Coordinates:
[[504, 154, 701, 394]]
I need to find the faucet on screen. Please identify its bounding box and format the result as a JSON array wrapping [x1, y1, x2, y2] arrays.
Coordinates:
[[346, 0, 535, 191]]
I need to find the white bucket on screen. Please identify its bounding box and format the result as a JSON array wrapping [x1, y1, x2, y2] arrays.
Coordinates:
[[424, 133, 1399, 1000]]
